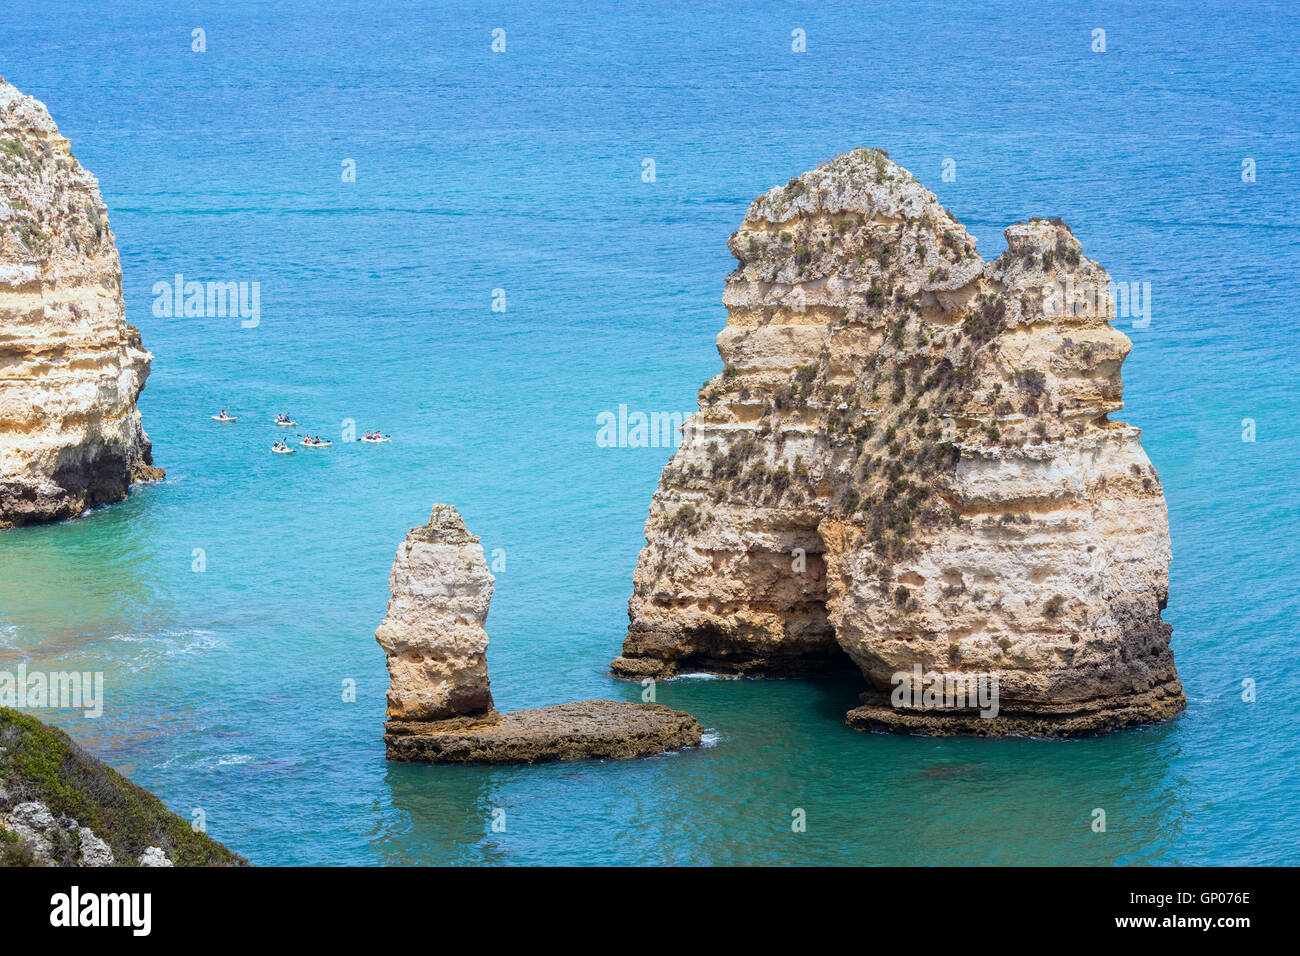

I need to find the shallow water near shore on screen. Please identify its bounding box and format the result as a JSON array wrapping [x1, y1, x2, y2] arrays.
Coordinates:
[[0, 0, 1297, 864]]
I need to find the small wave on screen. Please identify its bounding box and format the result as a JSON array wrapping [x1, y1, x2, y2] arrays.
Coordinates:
[[700, 731, 720, 748], [668, 671, 729, 681], [108, 628, 219, 650], [106, 629, 222, 672], [162, 752, 254, 771], [161, 749, 254, 775]]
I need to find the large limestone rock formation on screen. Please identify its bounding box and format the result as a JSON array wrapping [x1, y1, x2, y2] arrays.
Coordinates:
[[0, 78, 162, 528], [612, 148, 1184, 736], [377, 505, 702, 762]]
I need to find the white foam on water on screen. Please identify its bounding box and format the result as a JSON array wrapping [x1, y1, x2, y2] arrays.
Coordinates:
[[667, 671, 732, 681], [157, 751, 254, 771], [106, 628, 222, 672]]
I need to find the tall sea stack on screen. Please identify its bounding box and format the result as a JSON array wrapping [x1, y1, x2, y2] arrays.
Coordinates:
[[613, 148, 1184, 737], [374, 504, 497, 723], [0, 78, 161, 528], [377, 505, 703, 763]]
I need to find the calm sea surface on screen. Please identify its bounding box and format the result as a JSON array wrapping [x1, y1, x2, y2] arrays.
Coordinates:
[[0, 0, 1296, 864]]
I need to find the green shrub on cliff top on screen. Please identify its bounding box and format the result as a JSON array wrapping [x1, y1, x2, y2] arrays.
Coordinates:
[[0, 707, 246, 867]]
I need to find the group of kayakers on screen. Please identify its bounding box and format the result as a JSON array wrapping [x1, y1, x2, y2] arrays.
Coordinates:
[[209, 410, 391, 454]]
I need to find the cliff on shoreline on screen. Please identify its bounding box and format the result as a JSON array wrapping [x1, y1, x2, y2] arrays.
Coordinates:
[[0, 708, 244, 866], [0, 78, 161, 528], [613, 149, 1184, 736]]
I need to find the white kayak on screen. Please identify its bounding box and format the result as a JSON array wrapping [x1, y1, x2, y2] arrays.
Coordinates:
[[360, 436, 390, 443], [211, 415, 237, 422], [271, 446, 295, 455], [301, 439, 332, 448], [274, 420, 297, 427]]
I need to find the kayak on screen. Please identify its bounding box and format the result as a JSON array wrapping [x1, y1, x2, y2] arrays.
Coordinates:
[[211, 415, 237, 422], [301, 440, 332, 448], [271, 446, 295, 455], [360, 436, 390, 443], [274, 420, 297, 427]]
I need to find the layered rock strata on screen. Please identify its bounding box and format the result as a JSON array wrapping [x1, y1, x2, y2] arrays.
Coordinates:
[[377, 505, 702, 762], [613, 149, 1184, 736], [0, 78, 162, 528]]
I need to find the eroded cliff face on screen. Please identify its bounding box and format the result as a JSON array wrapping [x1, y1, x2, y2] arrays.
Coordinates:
[[0, 79, 161, 528], [613, 148, 1184, 735]]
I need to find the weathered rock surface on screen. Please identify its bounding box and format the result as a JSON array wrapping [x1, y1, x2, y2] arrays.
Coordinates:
[[0, 78, 162, 529], [385, 699, 703, 764], [377, 505, 703, 762], [375, 504, 496, 722], [137, 845, 173, 867], [613, 148, 1184, 736]]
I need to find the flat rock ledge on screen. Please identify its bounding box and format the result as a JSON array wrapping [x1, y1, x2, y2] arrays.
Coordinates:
[[383, 699, 703, 764], [846, 678, 1186, 738]]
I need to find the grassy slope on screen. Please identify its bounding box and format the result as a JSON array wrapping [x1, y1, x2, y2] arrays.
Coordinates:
[[0, 707, 246, 866]]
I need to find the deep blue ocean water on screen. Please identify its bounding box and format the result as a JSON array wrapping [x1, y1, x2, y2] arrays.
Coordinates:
[[1, 0, 1297, 865]]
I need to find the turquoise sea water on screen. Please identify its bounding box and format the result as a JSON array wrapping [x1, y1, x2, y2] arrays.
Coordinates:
[[1, 0, 1297, 865]]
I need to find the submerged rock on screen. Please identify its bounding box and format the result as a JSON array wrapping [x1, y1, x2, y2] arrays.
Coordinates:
[[376, 505, 703, 763], [0, 78, 162, 529], [613, 148, 1184, 737]]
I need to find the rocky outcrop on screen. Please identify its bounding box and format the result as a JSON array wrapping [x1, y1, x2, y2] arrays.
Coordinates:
[[385, 700, 703, 764], [375, 504, 496, 722], [377, 505, 703, 762], [0, 78, 162, 529], [613, 149, 1184, 736], [0, 707, 245, 866], [0, 799, 119, 867]]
